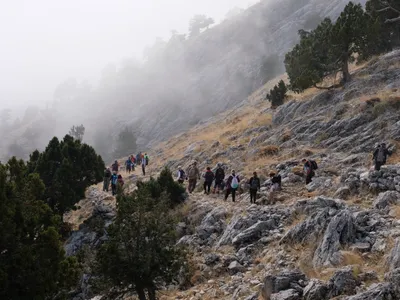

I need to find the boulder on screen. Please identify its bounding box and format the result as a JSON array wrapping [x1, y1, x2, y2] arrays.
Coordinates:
[[303, 279, 329, 300], [261, 269, 307, 299], [280, 209, 330, 245], [344, 283, 395, 300], [328, 267, 359, 297], [335, 186, 351, 200], [373, 191, 400, 209], [270, 289, 301, 300], [387, 238, 400, 271], [313, 210, 356, 267], [232, 220, 276, 246], [228, 261, 245, 275]]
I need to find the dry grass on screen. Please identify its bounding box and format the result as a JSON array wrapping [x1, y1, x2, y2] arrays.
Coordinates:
[[259, 145, 280, 156]]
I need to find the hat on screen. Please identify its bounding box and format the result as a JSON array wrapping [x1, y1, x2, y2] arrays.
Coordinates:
[[178, 165, 182, 169]]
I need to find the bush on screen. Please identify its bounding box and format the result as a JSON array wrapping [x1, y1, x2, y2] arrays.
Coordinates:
[[266, 80, 287, 108], [260, 145, 279, 156]]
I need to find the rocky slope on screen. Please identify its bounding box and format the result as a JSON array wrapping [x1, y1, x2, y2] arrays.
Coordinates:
[[65, 50, 400, 300]]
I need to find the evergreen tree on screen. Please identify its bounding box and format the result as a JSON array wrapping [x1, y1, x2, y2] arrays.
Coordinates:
[[0, 160, 80, 299], [32, 135, 104, 215], [285, 2, 369, 92], [96, 188, 185, 300], [266, 80, 288, 107]]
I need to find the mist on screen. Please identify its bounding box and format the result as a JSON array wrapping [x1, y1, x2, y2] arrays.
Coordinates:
[[0, 0, 353, 163]]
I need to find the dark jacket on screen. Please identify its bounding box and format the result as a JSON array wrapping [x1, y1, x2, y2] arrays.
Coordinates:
[[373, 146, 391, 164], [204, 170, 215, 183], [271, 175, 282, 187], [249, 176, 261, 190], [104, 169, 111, 178], [112, 162, 119, 172], [215, 167, 225, 181]]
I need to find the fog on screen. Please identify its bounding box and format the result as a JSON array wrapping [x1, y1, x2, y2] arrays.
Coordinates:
[[0, 0, 256, 110], [1, 0, 349, 163]]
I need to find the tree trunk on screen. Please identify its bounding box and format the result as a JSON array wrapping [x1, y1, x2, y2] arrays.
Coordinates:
[[341, 56, 351, 83], [147, 285, 156, 300], [136, 287, 147, 300]]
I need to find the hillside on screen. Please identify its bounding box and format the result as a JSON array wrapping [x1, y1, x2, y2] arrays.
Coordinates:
[[65, 50, 400, 300]]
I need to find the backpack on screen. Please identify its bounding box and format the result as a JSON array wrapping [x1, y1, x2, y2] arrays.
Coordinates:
[[111, 175, 118, 185], [231, 176, 239, 189], [179, 169, 186, 179], [105, 169, 111, 177], [310, 160, 318, 170], [376, 147, 386, 163], [205, 171, 214, 182], [250, 177, 259, 190], [216, 168, 225, 180]]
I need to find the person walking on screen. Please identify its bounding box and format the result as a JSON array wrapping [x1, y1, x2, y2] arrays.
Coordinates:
[[225, 170, 240, 202], [130, 155, 136, 171], [302, 158, 316, 185], [136, 153, 141, 165], [110, 171, 118, 196], [103, 167, 112, 192], [249, 172, 261, 204], [112, 160, 119, 173], [187, 161, 200, 193], [213, 163, 225, 194], [177, 166, 186, 184], [144, 153, 149, 166], [203, 167, 215, 194], [269, 172, 282, 191], [125, 157, 132, 174], [141, 155, 146, 176], [373, 143, 391, 171]]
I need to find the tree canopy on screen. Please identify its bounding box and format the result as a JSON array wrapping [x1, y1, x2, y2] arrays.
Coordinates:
[[96, 168, 186, 299], [69, 124, 85, 141], [0, 158, 80, 299], [30, 135, 104, 215], [284, 1, 396, 93]]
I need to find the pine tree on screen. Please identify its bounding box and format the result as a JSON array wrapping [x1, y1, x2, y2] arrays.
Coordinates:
[[0, 160, 80, 299], [96, 187, 185, 300], [32, 135, 104, 214], [285, 2, 369, 92], [113, 127, 137, 159], [266, 80, 288, 107]]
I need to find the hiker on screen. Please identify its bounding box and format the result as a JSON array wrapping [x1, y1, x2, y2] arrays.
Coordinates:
[[136, 153, 141, 165], [373, 143, 391, 171], [117, 174, 124, 187], [213, 163, 225, 194], [144, 153, 149, 166], [302, 158, 317, 185], [177, 166, 186, 184], [111, 171, 118, 196], [249, 172, 261, 204], [141, 156, 146, 176], [269, 172, 282, 191], [187, 161, 200, 193], [203, 167, 215, 194], [130, 155, 136, 171], [225, 170, 240, 202], [112, 160, 119, 173], [103, 168, 112, 192], [125, 157, 132, 174]]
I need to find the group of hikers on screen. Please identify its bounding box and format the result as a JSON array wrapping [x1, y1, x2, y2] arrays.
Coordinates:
[[177, 162, 282, 203], [102, 152, 150, 195], [176, 143, 391, 203], [124, 152, 150, 176], [102, 142, 391, 200]]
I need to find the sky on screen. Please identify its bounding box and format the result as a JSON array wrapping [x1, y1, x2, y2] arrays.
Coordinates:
[[0, 0, 258, 111]]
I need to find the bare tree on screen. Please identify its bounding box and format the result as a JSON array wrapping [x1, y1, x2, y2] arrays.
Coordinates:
[[69, 124, 85, 141]]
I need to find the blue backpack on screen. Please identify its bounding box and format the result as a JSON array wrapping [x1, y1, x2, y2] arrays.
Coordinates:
[[111, 175, 118, 185]]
